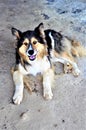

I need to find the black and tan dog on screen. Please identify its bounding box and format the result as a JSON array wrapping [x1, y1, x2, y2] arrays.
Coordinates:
[[11, 23, 86, 105]]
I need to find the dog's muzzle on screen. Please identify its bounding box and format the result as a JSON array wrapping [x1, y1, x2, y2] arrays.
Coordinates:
[[26, 44, 37, 61]]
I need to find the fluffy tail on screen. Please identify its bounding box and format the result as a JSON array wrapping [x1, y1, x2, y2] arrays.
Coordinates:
[[71, 40, 86, 57]]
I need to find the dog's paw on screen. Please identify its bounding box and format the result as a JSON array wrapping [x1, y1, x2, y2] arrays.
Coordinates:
[[64, 63, 81, 77], [13, 92, 23, 105], [43, 91, 53, 100], [64, 63, 73, 74], [72, 69, 81, 77]]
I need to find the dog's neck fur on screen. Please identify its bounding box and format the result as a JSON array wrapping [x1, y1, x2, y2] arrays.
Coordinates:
[[18, 55, 51, 76]]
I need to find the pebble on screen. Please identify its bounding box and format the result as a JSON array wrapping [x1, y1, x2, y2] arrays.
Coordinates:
[[20, 111, 29, 120]]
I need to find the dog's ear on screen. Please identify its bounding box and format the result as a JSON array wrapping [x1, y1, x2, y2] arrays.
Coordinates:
[[11, 27, 22, 39], [35, 23, 45, 39]]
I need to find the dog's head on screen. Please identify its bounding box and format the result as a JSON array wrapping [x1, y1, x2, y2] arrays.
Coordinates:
[[11, 23, 47, 64]]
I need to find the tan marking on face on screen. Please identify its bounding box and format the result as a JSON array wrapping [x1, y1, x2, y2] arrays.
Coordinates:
[[19, 36, 48, 62], [29, 37, 48, 59], [37, 44, 47, 59], [19, 38, 30, 62], [19, 44, 29, 62], [31, 37, 38, 44], [35, 40, 48, 59], [23, 38, 29, 46]]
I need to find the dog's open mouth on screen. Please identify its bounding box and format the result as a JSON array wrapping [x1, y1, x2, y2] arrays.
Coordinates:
[[26, 49, 37, 61], [29, 55, 36, 61]]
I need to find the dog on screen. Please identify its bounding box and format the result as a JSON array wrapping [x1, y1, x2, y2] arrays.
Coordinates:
[[11, 23, 86, 105]]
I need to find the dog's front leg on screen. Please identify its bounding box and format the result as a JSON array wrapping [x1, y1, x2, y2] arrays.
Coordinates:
[[43, 68, 54, 100], [12, 70, 24, 105]]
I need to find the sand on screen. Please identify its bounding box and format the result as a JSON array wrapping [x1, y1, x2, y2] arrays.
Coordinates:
[[0, 0, 86, 129]]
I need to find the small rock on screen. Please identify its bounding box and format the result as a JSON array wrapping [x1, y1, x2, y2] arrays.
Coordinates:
[[41, 13, 50, 20], [72, 9, 82, 14], [20, 111, 28, 120], [62, 119, 65, 123]]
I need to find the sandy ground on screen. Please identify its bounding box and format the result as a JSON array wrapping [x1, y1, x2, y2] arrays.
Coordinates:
[[0, 0, 86, 130]]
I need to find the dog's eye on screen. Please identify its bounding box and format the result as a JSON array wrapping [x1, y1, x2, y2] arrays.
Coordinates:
[[33, 41, 37, 45], [24, 42, 28, 46]]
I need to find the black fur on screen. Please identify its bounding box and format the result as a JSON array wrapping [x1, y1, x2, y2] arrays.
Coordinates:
[[12, 25, 64, 65], [45, 29, 63, 54]]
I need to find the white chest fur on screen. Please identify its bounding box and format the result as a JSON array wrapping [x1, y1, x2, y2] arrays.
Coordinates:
[[19, 56, 51, 76]]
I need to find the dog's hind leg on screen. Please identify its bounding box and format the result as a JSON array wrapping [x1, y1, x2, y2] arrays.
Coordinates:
[[60, 59, 80, 76], [43, 68, 54, 100], [60, 52, 81, 76], [63, 58, 80, 76], [12, 70, 24, 105], [52, 51, 80, 76]]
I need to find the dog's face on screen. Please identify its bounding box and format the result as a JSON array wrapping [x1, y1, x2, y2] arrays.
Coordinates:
[[11, 23, 47, 63]]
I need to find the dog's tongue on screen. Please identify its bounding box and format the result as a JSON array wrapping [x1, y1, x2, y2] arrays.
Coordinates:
[[29, 55, 36, 60]]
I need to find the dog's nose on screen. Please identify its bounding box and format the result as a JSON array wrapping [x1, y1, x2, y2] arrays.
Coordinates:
[[28, 50, 34, 55], [27, 43, 34, 55]]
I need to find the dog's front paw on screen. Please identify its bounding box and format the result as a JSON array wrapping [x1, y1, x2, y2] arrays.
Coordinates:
[[13, 91, 23, 105], [43, 90, 53, 100], [73, 69, 81, 77]]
